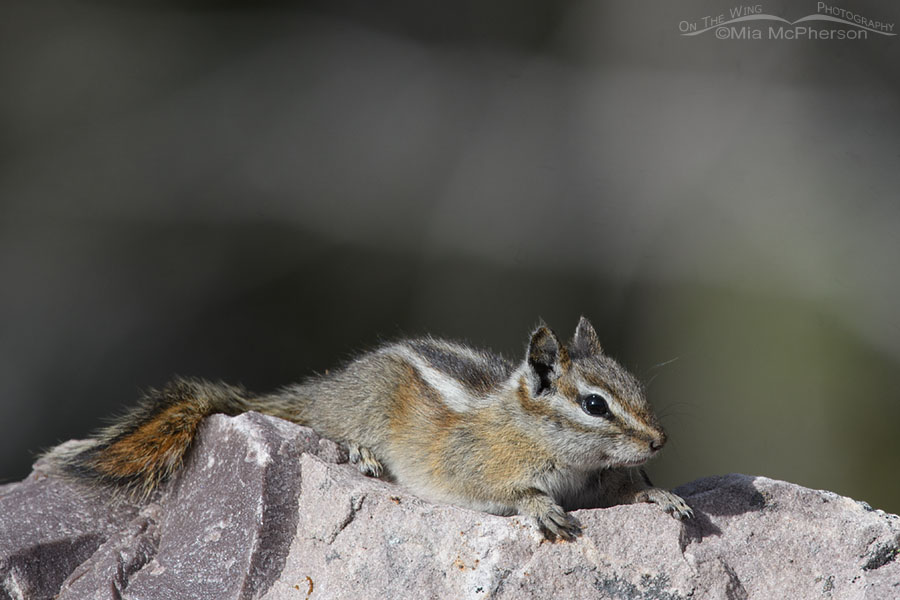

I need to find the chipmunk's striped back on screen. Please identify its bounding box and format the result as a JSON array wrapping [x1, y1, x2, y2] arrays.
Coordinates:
[[388, 338, 514, 412]]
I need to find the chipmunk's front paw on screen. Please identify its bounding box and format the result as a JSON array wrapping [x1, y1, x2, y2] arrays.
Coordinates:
[[641, 488, 694, 520], [517, 491, 582, 541], [535, 504, 582, 542], [348, 443, 384, 478]]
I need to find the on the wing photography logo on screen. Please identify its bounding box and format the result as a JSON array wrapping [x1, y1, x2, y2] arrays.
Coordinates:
[[678, 3, 895, 40]]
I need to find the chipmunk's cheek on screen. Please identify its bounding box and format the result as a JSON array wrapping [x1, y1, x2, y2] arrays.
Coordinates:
[[612, 440, 657, 467], [572, 437, 614, 469]]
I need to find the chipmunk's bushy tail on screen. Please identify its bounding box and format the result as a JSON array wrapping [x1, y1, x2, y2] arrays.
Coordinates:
[[48, 378, 253, 499]]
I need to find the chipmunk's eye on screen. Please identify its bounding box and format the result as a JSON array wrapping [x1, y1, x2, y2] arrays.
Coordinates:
[[581, 394, 610, 417]]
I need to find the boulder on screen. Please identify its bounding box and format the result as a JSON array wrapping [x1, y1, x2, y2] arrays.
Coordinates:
[[1, 413, 897, 599]]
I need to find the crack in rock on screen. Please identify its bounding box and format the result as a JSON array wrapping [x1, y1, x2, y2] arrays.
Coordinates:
[[1, 535, 106, 600], [328, 494, 366, 545], [56, 508, 161, 600]]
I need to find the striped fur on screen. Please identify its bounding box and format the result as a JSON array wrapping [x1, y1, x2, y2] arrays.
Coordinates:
[[46, 317, 692, 539]]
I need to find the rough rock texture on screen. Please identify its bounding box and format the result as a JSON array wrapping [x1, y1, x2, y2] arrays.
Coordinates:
[[2, 413, 898, 599]]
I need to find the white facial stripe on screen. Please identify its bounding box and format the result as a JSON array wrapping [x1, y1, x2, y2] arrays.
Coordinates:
[[551, 385, 609, 429], [577, 384, 656, 436]]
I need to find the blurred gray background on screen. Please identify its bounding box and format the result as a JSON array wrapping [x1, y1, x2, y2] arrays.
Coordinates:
[[3, 0, 899, 514]]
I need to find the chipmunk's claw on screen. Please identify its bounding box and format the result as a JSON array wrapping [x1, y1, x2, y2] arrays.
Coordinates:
[[537, 504, 582, 542], [348, 443, 384, 478], [643, 488, 694, 520]]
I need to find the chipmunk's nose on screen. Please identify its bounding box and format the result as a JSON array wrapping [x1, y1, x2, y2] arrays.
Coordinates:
[[649, 432, 667, 452]]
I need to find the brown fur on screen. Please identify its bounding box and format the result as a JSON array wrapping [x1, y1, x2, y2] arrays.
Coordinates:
[[49, 378, 251, 498], [516, 377, 593, 435], [44, 318, 692, 539]]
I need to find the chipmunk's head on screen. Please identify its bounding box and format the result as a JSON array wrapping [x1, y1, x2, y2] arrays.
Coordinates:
[[521, 316, 666, 469]]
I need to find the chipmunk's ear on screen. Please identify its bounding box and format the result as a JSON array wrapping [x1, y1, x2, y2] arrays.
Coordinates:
[[572, 316, 603, 358], [527, 325, 569, 395]]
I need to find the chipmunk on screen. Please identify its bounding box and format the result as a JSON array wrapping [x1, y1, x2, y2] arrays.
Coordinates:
[[48, 317, 692, 541]]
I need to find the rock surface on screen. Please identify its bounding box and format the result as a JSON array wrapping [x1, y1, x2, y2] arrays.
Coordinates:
[[1, 413, 897, 599]]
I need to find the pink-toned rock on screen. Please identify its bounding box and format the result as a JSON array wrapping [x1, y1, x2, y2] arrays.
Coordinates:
[[0, 450, 140, 600], [2, 413, 898, 599]]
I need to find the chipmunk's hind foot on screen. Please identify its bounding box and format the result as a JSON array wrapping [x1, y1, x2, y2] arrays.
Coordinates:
[[348, 443, 384, 478]]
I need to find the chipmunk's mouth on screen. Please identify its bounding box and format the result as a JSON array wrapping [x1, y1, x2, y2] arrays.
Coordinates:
[[616, 457, 650, 468], [610, 450, 656, 468]]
